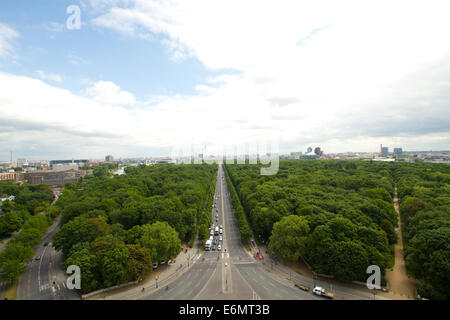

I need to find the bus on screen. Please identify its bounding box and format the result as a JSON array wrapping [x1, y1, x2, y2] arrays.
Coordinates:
[[205, 239, 212, 251]]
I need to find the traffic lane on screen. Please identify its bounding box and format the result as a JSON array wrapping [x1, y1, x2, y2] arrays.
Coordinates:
[[235, 264, 321, 300], [140, 259, 218, 300], [48, 247, 80, 300], [196, 260, 254, 300], [19, 239, 54, 300]]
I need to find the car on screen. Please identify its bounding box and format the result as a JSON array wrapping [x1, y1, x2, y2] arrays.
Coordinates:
[[43, 242, 49, 246], [35, 256, 41, 261], [160, 260, 166, 265], [219, 235, 222, 241], [219, 225, 223, 229], [219, 229, 223, 234], [217, 244, 222, 251], [295, 283, 310, 292], [152, 263, 158, 270], [212, 245, 217, 251], [216, 218, 219, 222], [213, 238, 217, 245]]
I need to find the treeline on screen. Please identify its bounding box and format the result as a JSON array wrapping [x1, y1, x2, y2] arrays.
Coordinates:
[[53, 163, 217, 293], [225, 160, 399, 283], [394, 163, 450, 300], [223, 165, 252, 243], [0, 183, 54, 239]]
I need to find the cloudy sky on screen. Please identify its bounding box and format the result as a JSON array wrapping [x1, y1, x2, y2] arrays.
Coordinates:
[[1, 0, 450, 161]]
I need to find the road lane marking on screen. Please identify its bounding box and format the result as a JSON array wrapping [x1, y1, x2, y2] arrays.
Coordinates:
[[38, 244, 49, 289]]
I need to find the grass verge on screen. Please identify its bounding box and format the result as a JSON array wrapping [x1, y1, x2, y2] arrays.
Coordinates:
[[4, 281, 18, 300]]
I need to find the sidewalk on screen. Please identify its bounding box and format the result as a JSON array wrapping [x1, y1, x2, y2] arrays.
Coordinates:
[[252, 244, 390, 300], [87, 237, 204, 300], [384, 187, 417, 300]]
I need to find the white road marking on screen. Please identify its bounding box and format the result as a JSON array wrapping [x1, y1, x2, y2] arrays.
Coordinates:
[[38, 244, 49, 289]]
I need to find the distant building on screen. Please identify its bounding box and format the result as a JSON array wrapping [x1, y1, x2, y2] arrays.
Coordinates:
[[53, 163, 78, 172], [0, 172, 17, 182], [17, 158, 28, 167], [50, 160, 88, 167], [289, 152, 302, 159], [105, 155, 114, 163], [0, 195, 15, 203], [314, 147, 322, 156], [21, 170, 91, 186], [394, 148, 403, 155], [307, 147, 313, 153], [379, 144, 389, 157]]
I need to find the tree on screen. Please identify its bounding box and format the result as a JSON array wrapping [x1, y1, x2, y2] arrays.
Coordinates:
[[269, 215, 310, 261], [330, 241, 369, 282], [53, 217, 100, 256], [0, 242, 34, 263], [65, 247, 99, 294], [401, 197, 426, 219], [138, 222, 181, 262], [1, 199, 14, 213], [101, 245, 129, 288], [126, 244, 152, 281], [14, 228, 42, 247], [0, 259, 26, 284], [0, 211, 23, 236], [306, 225, 334, 274]]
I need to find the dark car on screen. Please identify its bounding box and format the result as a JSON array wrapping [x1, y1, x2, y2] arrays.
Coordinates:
[[43, 242, 49, 246], [212, 245, 216, 251], [295, 283, 310, 292], [35, 256, 41, 261], [152, 263, 158, 270]]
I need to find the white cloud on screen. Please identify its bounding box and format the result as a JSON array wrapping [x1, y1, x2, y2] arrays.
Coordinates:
[[84, 0, 450, 153], [0, 22, 19, 58], [86, 80, 136, 105], [35, 70, 63, 83]]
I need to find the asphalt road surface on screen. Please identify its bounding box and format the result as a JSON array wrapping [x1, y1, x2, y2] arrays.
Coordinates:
[[17, 215, 80, 300], [142, 163, 319, 300]]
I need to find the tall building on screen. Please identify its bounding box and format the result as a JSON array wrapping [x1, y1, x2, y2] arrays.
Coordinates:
[[17, 158, 28, 167], [105, 155, 114, 163], [394, 148, 403, 155], [314, 147, 321, 156], [381, 147, 389, 157], [290, 152, 302, 159]]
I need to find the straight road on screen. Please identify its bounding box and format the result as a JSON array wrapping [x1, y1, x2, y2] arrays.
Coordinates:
[[142, 163, 318, 300]]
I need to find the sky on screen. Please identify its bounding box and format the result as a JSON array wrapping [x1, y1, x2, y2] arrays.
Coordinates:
[[1, 0, 450, 161]]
